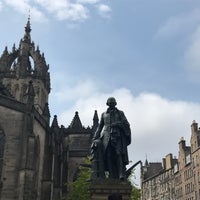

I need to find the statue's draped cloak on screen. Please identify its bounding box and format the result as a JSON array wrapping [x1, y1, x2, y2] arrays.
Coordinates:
[[94, 108, 131, 166]]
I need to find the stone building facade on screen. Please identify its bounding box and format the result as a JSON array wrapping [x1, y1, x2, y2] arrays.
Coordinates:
[[141, 120, 200, 200], [0, 18, 98, 200]]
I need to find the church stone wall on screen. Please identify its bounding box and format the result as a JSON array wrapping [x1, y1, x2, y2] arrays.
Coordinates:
[[33, 119, 46, 199], [0, 105, 24, 200]]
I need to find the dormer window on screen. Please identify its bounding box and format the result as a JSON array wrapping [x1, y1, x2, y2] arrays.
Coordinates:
[[185, 154, 191, 165]]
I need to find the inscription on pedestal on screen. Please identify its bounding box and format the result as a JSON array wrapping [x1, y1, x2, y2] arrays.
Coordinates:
[[90, 179, 132, 200]]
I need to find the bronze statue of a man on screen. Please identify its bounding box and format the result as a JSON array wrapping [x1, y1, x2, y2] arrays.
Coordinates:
[[92, 97, 131, 180]]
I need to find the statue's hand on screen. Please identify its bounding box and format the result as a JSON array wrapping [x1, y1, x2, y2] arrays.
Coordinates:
[[91, 139, 101, 149]]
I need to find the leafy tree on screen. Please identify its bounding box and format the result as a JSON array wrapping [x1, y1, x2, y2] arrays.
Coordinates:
[[131, 186, 141, 200], [65, 158, 141, 200], [65, 158, 91, 200], [128, 168, 141, 200]]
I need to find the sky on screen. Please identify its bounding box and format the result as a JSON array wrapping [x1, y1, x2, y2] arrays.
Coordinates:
[[1, 0, 200, 186]]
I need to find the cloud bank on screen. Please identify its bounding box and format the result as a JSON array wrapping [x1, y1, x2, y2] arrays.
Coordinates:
[[4, 0, 46, 21], [50, 77, 200, 183], [2, 0, 111, 22], [50, 78, 200, 162]]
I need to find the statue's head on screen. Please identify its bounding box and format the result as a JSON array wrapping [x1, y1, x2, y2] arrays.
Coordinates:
[[106, 97, 117, 107]]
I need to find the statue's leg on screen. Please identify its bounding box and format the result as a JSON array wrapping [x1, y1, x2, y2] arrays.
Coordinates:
[[112, 159, 119, 179], [106, 145, 117, 179], [115, 139, 126, 180], [116, 154, 126, 180]]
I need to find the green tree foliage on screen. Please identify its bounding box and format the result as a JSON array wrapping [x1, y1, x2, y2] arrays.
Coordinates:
[[65, 158, 91, 200], [128, 168, 141, 200], [131, 186, 141, 200]]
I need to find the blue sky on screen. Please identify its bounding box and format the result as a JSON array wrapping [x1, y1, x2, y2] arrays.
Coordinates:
[[1, 0, 200, 185]]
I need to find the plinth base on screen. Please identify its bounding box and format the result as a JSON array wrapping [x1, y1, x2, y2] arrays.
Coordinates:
[[90, 179, 132, 200]]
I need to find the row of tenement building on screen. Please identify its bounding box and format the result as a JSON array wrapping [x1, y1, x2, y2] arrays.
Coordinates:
[[141, 120, 200, 200], [0, 18, 98, 200]]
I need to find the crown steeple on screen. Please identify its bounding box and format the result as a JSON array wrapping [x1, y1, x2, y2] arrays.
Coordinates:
[[0, 18, 50, 113]]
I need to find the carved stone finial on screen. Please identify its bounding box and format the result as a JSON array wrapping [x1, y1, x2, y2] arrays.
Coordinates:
[[70, 111, 83, 130], [51, 115, 59, 128]]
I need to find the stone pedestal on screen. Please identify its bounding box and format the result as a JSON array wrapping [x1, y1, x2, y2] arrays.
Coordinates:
[[90, 179, 132, 200]]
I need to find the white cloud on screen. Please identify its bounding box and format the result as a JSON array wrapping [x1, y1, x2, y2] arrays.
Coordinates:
[[53, 79, 100, 103], [2, 0, 112, 22], [155, 9, 200, 39], [51, 79, 200, 151], [30, 7, 48, 22], [34, 0, 88, 21], [3, 0, 98, 22], [57, 3, 88, 21], [77, 0, 100, 4], [50, 78, 200, 184], [97, 4, 111, 19], [3, 0, 46, 22]]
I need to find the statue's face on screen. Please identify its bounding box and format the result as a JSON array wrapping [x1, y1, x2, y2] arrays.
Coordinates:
[[106, 97, 117, 108], [107, 101, 116, 109]]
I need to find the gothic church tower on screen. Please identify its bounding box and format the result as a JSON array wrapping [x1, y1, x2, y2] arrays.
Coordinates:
[[0, 18, 52, 200], [0, 18, 96, 200], [0, 17, 50, 113]]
